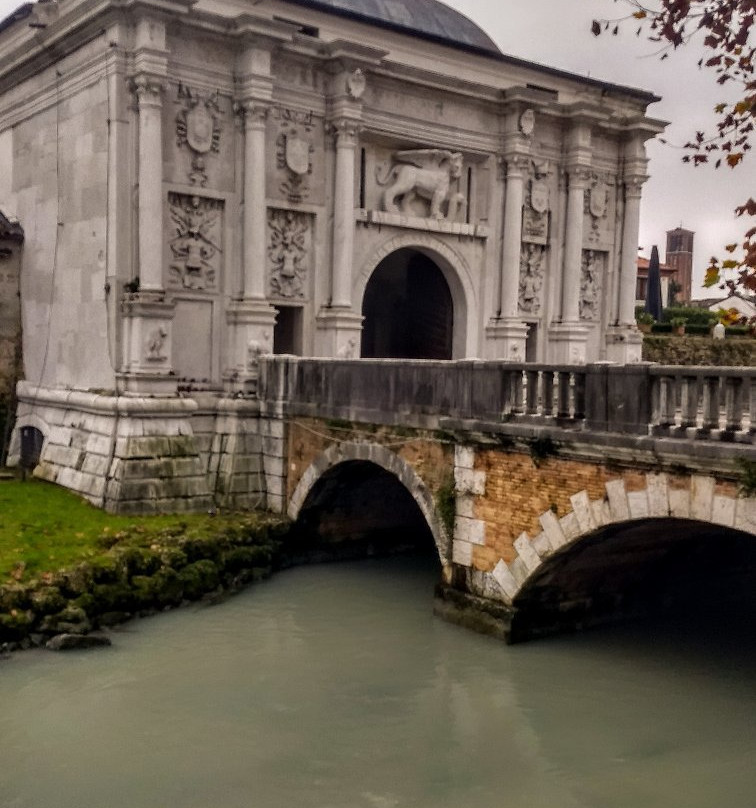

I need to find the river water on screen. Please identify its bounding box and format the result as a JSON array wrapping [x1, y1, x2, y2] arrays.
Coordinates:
[[2, 553, 756, 808]]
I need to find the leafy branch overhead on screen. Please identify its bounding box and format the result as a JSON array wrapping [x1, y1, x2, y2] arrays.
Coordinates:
[[593, 1, 755, 290]]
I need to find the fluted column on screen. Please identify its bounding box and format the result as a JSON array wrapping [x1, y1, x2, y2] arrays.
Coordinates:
[[619, 176, 645, 325], [500, 155, 528, 318], [135, 76, 165, 292], [331, 118, 360, 308], [242, 102, 269, 300], [562, 166, 590, 322]]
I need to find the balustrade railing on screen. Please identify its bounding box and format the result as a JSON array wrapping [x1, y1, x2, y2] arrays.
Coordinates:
[[258, 357, 755, 444]]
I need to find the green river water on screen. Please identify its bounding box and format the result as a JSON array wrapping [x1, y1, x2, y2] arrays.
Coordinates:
[[1, 554, 755, 808]]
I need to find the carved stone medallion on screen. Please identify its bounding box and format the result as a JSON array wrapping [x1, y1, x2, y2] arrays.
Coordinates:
[[167, 193, 223, 292], [268, 209, 312, 300], [523, 169, 550, 245], [519, 243, 546, 316], [274, 108, 315, 203], [175, 85, 222, 187]]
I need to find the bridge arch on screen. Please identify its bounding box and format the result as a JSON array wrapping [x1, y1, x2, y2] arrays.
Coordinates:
[[355, 233, 477, 359], [288, 441, 451, 565], [485, 473, 756, 640]]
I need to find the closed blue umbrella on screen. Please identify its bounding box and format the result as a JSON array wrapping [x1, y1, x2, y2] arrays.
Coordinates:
[[645, 245, 663, 322]]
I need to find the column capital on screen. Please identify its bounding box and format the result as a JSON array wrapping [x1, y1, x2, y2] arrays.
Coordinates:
[[234, 100, 270, 130], [131, 75, 165, 108], [566, 164, 593, 188], [624, 174, 648, 197], [498, 153, 530, 180], [329, 117, 363, 148]]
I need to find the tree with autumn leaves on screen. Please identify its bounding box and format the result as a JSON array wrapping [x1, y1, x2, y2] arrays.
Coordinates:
[[594, 1, 755, 293]]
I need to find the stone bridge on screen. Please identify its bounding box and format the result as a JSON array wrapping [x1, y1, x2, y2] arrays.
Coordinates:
[[15, 357, 756, 641], [259, 357, 756, 641]]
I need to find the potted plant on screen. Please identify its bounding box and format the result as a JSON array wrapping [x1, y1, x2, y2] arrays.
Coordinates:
[[636, 311, 654, 333], [670, 316, 687, 336]]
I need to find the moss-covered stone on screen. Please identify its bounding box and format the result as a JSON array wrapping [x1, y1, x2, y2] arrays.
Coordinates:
[[0, 609, 34, 641], [178, 560, 220, 600], [30, 586, 66, 616]]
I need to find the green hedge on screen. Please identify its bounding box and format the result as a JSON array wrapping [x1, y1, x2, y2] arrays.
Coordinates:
[[642, 335, 756, 366]]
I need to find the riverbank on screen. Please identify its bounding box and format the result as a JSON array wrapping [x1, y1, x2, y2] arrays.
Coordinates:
[[0, 477, 290, 651]]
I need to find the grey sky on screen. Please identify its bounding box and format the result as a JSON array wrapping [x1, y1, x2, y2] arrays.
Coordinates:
[[0, 0, 750, 296]]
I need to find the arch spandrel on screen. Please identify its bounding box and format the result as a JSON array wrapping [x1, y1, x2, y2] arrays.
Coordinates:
[[287, 441, 452, 565]]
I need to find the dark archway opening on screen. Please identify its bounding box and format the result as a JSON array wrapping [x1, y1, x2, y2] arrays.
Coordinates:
[[361, 249, 453, 360], [510, 518, 756, 643], [292, 460, 438, 564]]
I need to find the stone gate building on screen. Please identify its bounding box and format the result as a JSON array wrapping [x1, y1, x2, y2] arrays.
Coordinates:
[[0, 0, 665, 506]]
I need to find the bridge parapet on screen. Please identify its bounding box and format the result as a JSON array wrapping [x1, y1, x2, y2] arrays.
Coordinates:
[[259, 357, 755, 446]]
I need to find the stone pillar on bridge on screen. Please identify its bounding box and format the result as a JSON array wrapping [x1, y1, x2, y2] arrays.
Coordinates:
[[119, 16, 176, 395], [549, 120, 590, 364], [486, 105, 531, 361]]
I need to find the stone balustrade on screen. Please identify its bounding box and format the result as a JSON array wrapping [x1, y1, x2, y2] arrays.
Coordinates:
[[259, 356, 756, 444]]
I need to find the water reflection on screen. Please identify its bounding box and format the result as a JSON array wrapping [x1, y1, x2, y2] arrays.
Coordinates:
[[1, 554, 755, 808]]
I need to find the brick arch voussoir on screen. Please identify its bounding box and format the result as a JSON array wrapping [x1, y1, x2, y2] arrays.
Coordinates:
[[287, 441, 451, 564], [491, 472, 754, 605]]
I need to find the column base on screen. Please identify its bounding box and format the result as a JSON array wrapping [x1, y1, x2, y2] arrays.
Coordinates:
[[315, 307, 364, 358], [225, 299, 278, 391], [605, 325, 644, 364], [485, 318, 529, 361], [548, 322, 590, 364]]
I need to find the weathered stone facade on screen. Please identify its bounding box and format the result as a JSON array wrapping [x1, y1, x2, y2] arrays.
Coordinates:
[[0, 0, 667, 504]]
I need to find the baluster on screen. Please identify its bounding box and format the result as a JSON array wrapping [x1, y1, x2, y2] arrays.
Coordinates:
[[749, 377, 756, 437], [573, 371, 586, 420], [680, 374, 699, 431], [659, 376, 678, 428], [511, 369, 525, 415], [542, 371, 555, 418], [525, 370, 540, 415], [700, 375, 720, 434], [725, 376, 744, 434], [557, 371, 571, 419]]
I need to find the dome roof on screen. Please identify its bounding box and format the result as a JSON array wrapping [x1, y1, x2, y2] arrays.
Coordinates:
[[286, 0, 501, 54]]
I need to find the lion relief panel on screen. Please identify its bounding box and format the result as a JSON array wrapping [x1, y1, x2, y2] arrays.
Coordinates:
[[370, 147, 468, 222]]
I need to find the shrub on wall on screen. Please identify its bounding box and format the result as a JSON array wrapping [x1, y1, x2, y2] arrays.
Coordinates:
[[661, 307, 718, 326], [642, 335, 756, 366]]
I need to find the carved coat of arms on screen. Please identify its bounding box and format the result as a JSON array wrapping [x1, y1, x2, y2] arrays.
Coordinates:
[[589, 182, 608, 219], [530, 180, 550, 215], [284, 134, 311, 176], [176, 85, 222, 186]]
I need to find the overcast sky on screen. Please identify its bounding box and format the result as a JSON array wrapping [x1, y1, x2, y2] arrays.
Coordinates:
[[0, 0, 750, 297]]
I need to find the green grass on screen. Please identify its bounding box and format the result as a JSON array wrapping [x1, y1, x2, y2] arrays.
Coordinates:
[[0, 478, 246, 583]]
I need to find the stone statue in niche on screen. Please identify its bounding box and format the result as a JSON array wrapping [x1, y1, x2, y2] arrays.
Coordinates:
[[519, 243, 545, 316], [580, 249, 604, 321], [275, 108, 315, 203], [268, 209, 311, 299], [175, 84, 222, 187], [247, 332, 272, 370], [168, 193, 223, 291], [377, 149, 466, 221]]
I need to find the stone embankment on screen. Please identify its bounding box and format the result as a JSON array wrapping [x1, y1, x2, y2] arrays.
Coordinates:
[[0, 517, 290, 653]]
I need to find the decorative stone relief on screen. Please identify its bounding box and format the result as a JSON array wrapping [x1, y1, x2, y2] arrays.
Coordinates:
[[274, 108, 315, 203], [377, 149, 466, 221], [268, 208, 312, 300], [247, 331, 272, 370], [175, 84, 223, 187], [580, 249, 606, 321], [523, 162, 551, 244], [519, 243, 546, 316], [167, 193, 223, 292], [347, 68, 367, 100], [519, 108, 535, 136], [145, 327, 168, 362], [584, 174, 614, 246]]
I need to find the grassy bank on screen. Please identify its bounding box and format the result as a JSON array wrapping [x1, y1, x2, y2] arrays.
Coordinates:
[[0, 477, 289, 650]]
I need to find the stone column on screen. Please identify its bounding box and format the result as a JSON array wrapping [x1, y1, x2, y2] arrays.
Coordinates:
[[135, 76, 164, 292], [618, 177, 645, 325], [118, 72, 176, 395], [485, 154, 529, 361], [242, 102, 269, 301], [548, 165, 589, 364], [315, 116, 364, 357], [331, 118, 360, 309], [225, 101, 277, 392], [605, 174, 645, 363]]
